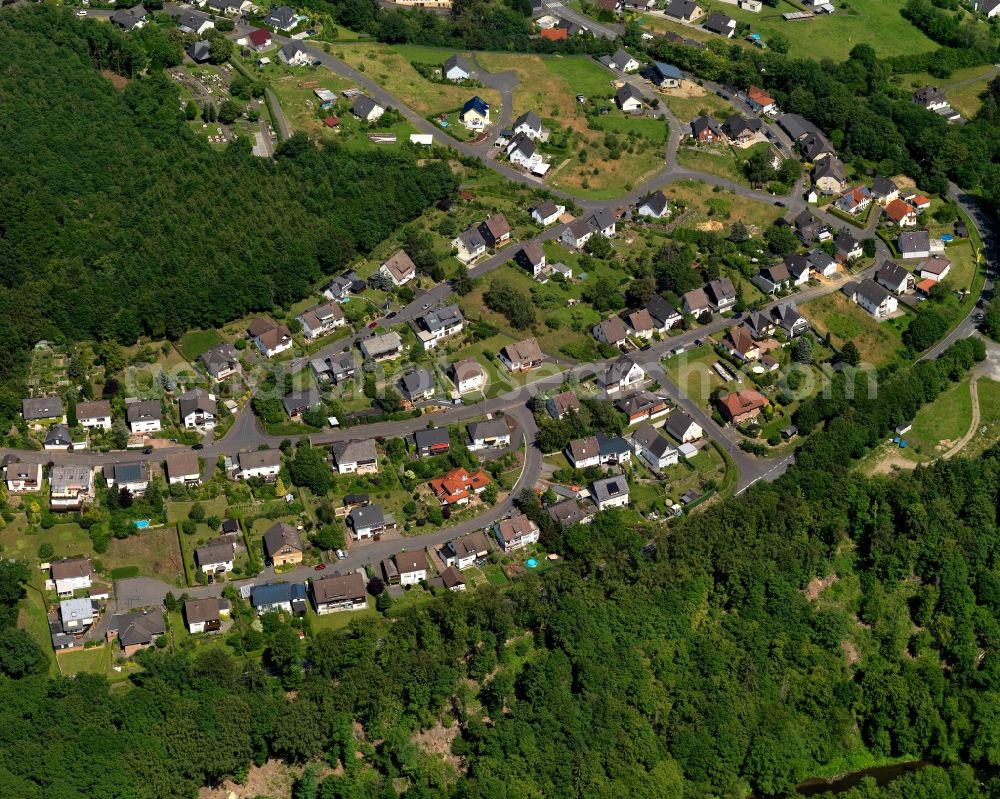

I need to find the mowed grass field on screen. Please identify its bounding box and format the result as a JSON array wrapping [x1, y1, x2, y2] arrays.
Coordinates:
[[177, 328, 223, 361], [474, 52, 667, 197], [333, 44, 502, 116], [801, 292, 908, 366], [650, 0, 937, 61], [904, 373, 974, 458], [663, 84, 734, 123], [662, 343, 736, 407], [102, 527, 185, 587], [895, 65, 999, 119], [662, 178, 784, 231]]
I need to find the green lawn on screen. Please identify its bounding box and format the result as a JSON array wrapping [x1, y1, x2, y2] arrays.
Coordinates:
[[177, 329, 223, 361], [664, 178, 783, 232], [482, 563, 509, 586], [677, 145, 747, 185], [0, 519, 93, 577], [663, 89, 733, 123], [894, 65, 998, 119], [101, 526, 185, 587], [19, 589, 58, 677], [800, 292, 908, 366], [165, 495, 230, 524], [310, 601, 379, 631], [662, 343, 735, 406], [904, 374, 974, 459]]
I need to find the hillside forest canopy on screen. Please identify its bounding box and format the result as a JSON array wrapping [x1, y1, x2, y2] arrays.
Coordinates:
[[0, 7, 455, 424]]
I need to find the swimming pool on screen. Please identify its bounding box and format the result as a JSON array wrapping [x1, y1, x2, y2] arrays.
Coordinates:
[[133, 520, 150, 529], [526, 558, 538, 569]]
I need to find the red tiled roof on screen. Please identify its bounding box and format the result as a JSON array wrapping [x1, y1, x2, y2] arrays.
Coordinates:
[[429, 467, 492, 505], [540, 27, 568, 41], [885, 199, 915, 222], [324, 116, 340, 127], [915, 278, 937, 294], [747, 86, 774, 106], [248, 28, 271, 46], [718, 389, 768, 419]]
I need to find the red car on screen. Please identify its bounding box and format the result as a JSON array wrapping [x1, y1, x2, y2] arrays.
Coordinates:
[[367, 321, 378, 329], [314, 563, 327, 571]]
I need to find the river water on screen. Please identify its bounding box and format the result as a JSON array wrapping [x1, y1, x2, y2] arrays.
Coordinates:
[[795, 760, 928, 796]]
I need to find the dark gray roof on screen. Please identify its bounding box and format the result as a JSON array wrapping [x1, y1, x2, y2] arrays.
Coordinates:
[[111, 609, 164, 646], [707, 277, 736, 304], [548, 498, 595, 526], [251, 582, 306, 608], [195, 540, 235, 568], [200, 343, 239, 375], [777, 113, 818, 141], [23, 396, 64, 420], [631, 422, 672, 458], [263, 522, 302, 557], [876, 260, 910, 286], [639, 190, 668, 216], [458, 226, 486, 251], [596, 433, 630, 458], [703, 11, 733, 33], [350, 504, 385, 529], [835, 231, 859, 254], [444, 54, 472, 74], [418, 304, 463, 333], [814, 154, 846, 183], [611, 48, 634, 69], [898, 230, 930, 252], [591, 475, 629, 504], [509, 132, 536, 159], [513, 110, 541, 131], [44, 424, 72, 446], [126, 400, 161, 423], [855, 278, 891, 307], [179, 388, 214, 419], [400, 369, 434, 399], [691, 115, 722, 138], [414, 427, 450, 449], [282, 389, 321, 417], [467, 418, 509, 441], [280, 41, 306, 60], [112, 462, 147, 485], [772, 302, 804, 330], [646, 294, 679, 325], [721, 114, 761, 139], [664, 411, 698, 440], [872, 175, 898, 197], [352, 95, 383, 119], [662, 0, 700, 18], [615, 83, 644, 106], [800, 131, 835, 161], [266, 4, 296, 25], [189, 40, 212, 62]]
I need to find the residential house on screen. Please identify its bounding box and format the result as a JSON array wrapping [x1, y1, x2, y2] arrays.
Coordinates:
[[103, 462, 149, 496], [184, 597, 230, 634], [265, 4, 297, 30], [237, 449, 282, 480], [871, 175, 900, 205], [717, 389, 769, 424], [637, 190, 669, 219], [247, 28, 273, 51], [835, 186, 873, 215], [5, 460, 41, 494], [630, 423, 679, 471], [646, 295, 681, 331], [721, 114, 761, 145], [412, 304, 464, 350], [396, 551, 428, 586], [913, 86, 949, 111], [844, 279, 898, 320], [517, 241, 547, 279], [194, 540, 235, 574], [250, 583, 307, 616], [813, 154, 847, 194], [282, 389, 321, 420], [467, 418, 511, 451], [359, 331, 402, 362], [126, 399, 161, 433], [444, 531, 490, 569], [644, 61, 683, 88], [885, 199, 918, 228], [615, 83, 645, 113], [561, 218, 593, 249], [414, 427, 451, 457], [188, 40, 212, 63], [108, 609, 165, 657], [44, 425, 73, 451], [919, 256, 952, 282], [50, 465, 93, 511], [494, 514, 540, 552], [681, 286, 712, 317], [59, 597, 97, 633], [794, 210, 829, 244], [898, 231, 931, 259], [973, 0, 1000, 17], [685, 277, 736, 315], [834, 231, 863, 262], [322, 270, 362, 302], [806, 248, 838, 277], [906, 192, 932, 211], [349, 504, 394, 540], [622, 308, 656, 339], [22, 396, 64, 424], [616, 391, 669, 425], [703, 10, 736, 36], [452, 226, 487, 263], [479, 214, 512, 248], [400, 369, 435, 403], [76, 400, 112, 430], [513, 110, 544, 139], [378, 250, 416, 286], [539, 27, 569, 42], [691, 115, 723, 142], [499, 338, 544, 372], [450, 358, 487, 394], [548, 498, 597, 527], [744, 309, 775, 340], [745, 85, 776, 114], [566, 435, 601, 468], [111, 5, 147, 31], [429, 467, 491, 506], [200, 343, 241, 381], [591, 475, 630, 510], [312, 572, 368, 613], [507, 133, 540, 170], [547, 390, 581, 420], [444, 54, 472, 81], [352, 95, 385, 123], [598, 355, 646, 396], [661, 0, 704, 21], [297, 302, 345, 340], [51, 557, 94, 596], [311, 351, 356, 385], [752, 263, 791, 294], [771, 302, 809, 337], [178, 388, 216, 430], [785, 253, 811, 286], [263, 522, 303, 567], [174, 10, 214, 35], [165, 451, 201, 485], [441, 566, 466, 591], [460, 96, 491, 130], [531, 201, 564, 226], [278, 42, 310, 67], [331, 439, 379, 475], [248, 317, 293, 358], [875, 261, 914, 294], [799, 130, 836, 162], [723, 325, 761, 362], [664, 411, 703, 443]]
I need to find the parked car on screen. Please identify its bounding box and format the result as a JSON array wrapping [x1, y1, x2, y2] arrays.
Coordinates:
[[336, 549, 346, 560], [141, 447, 152, 455], [367, 321, 377, 329], [192, 443, 204, 450], [314, 563, 327, 571], [422, 302, 431, 310]]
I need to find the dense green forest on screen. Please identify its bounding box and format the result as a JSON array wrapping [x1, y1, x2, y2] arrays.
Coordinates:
[[0, 7, 454, 422], [1, 340, 998, 798]]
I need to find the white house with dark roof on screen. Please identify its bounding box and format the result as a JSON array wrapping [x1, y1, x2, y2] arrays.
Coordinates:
[[237, 449, 282, 480], [349, 504, 392, 540], [598, 355, 646, 396], [399, 369, 436, 402], [609, 48, 640, 72], [178, 389, 216, 430], [630, 423, 678, 471], [22, 396, 64, 424], [443, 54, 473, 81], [513, 110, 544, 139], [591, 475, 630, 510], [125, 400, 161, 434], [278, 41, 310, 66], [531, 201, 564, 226], [615, 83, 645, 113], [5, 461, 41, 494], [898, 231, 931, 259], [51, 558, 94, 596], [494, 514, 539, 552], [194, 540, 235, 574], [331, 439, 379, 475], [467, 418, 510, 451], [664, 411, 702, 443], [265, 4, 298, 29], [452, 226, 487, 264], [875, 261, 914, 294], [311, 351, 356, 384], [378, 250, 417, 286], [297, 302, 345, 341], [104, 462, 149, 495], [637, 191, 669, 219], [412, 305, 464, 350], [844, 279, 898, 320], [352, 95, 385, 123], [200, 343, 240, 381]]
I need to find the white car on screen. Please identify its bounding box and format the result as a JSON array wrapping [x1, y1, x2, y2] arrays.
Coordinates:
[[336, 549, 346, 560], [76, 9, 87, 15]]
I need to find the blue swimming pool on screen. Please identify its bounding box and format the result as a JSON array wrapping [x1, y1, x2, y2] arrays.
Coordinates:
[[526, 558, 538, 569], [134, 520, 150, 529]]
